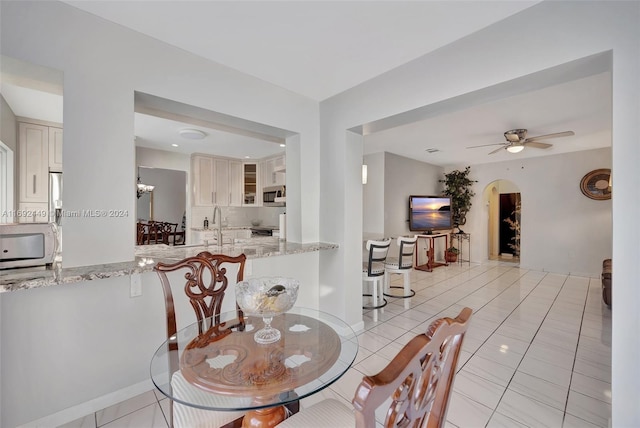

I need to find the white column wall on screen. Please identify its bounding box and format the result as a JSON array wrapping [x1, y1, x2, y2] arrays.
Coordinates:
[[319, 2, 638, 425], [0, 2, 320, 427]]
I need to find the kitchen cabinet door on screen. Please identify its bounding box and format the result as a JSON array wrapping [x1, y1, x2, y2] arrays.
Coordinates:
[[48, 127, 63, 172], [213, 158, 229, 206], [17, 202, 48, 223], [192, 155, 214, 206], [228, 160, 243, 207], [19, 122, 49, 203]]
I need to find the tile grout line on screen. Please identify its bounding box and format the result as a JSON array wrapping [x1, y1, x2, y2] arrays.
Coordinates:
[[484, 274, 604, 427]]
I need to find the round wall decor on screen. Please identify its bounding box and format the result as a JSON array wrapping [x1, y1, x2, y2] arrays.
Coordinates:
[[580, 168, 611, 200]]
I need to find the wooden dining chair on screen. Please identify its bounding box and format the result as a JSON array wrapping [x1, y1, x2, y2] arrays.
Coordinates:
[[275, 307, 473, 428], [158, 222, 178, 245], [154, 252, 248, 428]]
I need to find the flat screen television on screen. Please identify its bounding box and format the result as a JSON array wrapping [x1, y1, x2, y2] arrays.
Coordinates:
[[408, 195, 452, 234]]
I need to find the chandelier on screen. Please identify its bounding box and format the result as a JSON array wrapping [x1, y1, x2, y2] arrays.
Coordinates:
[[136, 168, 154, 199]]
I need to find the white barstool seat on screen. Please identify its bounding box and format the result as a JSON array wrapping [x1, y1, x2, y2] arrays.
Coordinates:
[[362, 239, 391, 309], [384, 235, 418, 298]]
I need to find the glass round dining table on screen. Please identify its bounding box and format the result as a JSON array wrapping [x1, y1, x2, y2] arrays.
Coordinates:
[[150, 307, 359, 427]]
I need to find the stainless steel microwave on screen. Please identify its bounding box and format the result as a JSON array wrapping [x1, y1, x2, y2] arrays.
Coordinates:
[[263, 186, 286, 206], [0, 223, 57, 269]]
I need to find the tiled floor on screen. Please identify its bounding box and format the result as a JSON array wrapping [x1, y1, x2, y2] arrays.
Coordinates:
[[59, 262, 611, 428]]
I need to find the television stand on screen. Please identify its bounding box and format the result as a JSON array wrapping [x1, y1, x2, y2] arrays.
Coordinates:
[[415, 233, 449, 272]]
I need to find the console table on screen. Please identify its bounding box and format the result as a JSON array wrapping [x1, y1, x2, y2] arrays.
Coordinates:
[[415, 233, 449, 272]]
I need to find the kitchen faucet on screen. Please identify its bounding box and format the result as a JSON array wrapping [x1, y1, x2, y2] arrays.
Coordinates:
[[212, 205, 223, 245]]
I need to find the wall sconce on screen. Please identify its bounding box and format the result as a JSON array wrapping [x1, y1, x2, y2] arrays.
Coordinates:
[[362, 164, 368, 184]]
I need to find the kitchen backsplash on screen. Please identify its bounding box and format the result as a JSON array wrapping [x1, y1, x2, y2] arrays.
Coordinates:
[[191, 206, 286, 229]]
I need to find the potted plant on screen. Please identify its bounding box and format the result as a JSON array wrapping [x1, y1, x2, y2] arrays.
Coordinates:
[[441, 166, 476, 233], [445, 246, 459, 263]]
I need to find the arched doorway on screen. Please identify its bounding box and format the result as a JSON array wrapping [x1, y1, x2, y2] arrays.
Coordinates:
[[484, 180, 520, 263]]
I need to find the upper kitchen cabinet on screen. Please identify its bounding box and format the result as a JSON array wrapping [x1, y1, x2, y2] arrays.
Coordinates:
[[243, 163, 259, 206], [48, 127, 63, 172], [192, 155, 244, 207], [18, 122, 49, 203], [192, 155, 214, 206], [261, 154, 286, 187], [228, 160, 243, 207]]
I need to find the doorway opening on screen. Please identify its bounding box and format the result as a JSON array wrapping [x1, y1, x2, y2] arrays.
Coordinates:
[[485, 180, 520, 264]]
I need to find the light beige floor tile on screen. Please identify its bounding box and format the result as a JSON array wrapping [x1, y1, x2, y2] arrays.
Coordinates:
[[100, 403, 168, 428], [57, 414, 96, 428], [96, 391, 158, 427]]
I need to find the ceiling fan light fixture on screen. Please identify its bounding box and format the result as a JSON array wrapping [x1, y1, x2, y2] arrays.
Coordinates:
[[179, 128, 207, 140], [506, 144, 525, 153]]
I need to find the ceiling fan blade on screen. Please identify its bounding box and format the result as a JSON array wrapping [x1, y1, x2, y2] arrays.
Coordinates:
[[466, 143, 506, 149], [525, 131, 574, 142], [524, 141, 552, 149], [488, 146, 505, 155]]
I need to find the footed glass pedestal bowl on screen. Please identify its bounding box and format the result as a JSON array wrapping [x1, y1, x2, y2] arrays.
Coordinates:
[[235, 277, 299, 344]]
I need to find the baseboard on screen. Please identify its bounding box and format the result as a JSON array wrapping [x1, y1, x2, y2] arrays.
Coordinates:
[[18, 379, 154, 428]]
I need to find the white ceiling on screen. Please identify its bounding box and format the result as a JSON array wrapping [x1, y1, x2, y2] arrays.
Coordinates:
[[63, 1, 540, 101], [1, 1, 612, 166]]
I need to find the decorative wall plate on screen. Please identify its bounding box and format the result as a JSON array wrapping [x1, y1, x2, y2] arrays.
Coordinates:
[[580, 169, 611, 200]]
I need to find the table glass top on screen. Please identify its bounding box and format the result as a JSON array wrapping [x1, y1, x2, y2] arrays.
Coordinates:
[[150, 307, 358, 411]]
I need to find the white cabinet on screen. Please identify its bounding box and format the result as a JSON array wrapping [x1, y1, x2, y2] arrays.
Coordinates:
[[242, 163, 259, 206], [48, 127, 63, 172], [228, 160, 243, 207], [17, 202, 49, 223], [260, 155, 286, 187], [192, 156, 246, 207], [192, 155, 214, 206], [18, 122, 49, 203], [212, 158, 229, 205], [192, 228, 252, 245]]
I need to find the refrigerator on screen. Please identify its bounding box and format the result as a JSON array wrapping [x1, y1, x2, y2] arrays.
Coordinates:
[[49, 172, 63, 225], [49, 172, 62, 258]]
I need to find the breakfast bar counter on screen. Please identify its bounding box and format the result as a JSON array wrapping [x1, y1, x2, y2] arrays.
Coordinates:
[[0, 238, 338, 293]]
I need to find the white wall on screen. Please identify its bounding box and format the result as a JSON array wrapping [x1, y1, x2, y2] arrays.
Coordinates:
[[139, 167, 186, 225], [319, 2, 638, 425], [0, 1, 320, 427], [456, 148, 612, 277], [383, 152, 443, 238], [1, 94, 17, 214], [362, 152, 384, 235]]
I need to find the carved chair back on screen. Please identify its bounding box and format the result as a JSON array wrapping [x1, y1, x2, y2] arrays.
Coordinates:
[[153, 252, 247, 339], [352, 307, 472, 428]]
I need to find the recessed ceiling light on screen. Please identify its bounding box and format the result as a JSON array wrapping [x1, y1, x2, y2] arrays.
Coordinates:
[[171, 143, 179, 147], [244, 156, 250, 159], [179, 129, 207, 140], [279, 144, 286, 147]]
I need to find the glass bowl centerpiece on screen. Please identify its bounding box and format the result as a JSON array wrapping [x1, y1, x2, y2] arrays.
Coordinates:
[[236, 277, 299, 344]]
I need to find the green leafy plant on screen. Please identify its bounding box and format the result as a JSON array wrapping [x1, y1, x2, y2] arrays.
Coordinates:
[[503, 199, 521, 257], [441, 166, 476, 232], [446, 246, 459, 255]]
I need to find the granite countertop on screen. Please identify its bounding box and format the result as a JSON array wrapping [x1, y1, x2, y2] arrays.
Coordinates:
[[191, 226, 254, 231], [0, 238, 338, 293]]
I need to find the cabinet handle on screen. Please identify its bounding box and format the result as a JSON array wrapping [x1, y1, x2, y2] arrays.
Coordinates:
[[214, 192, 217, 203], [229, 193, 231, 204], [33, 175, 36, 194], [211, 192, 214, 203]]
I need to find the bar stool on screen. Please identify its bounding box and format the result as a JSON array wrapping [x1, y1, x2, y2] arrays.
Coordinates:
[[362, 239, 391, 309], [384, 235, 418, 298]]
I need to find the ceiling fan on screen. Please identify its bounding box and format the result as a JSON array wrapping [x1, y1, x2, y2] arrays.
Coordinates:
[[467, 129, 575, 154]]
